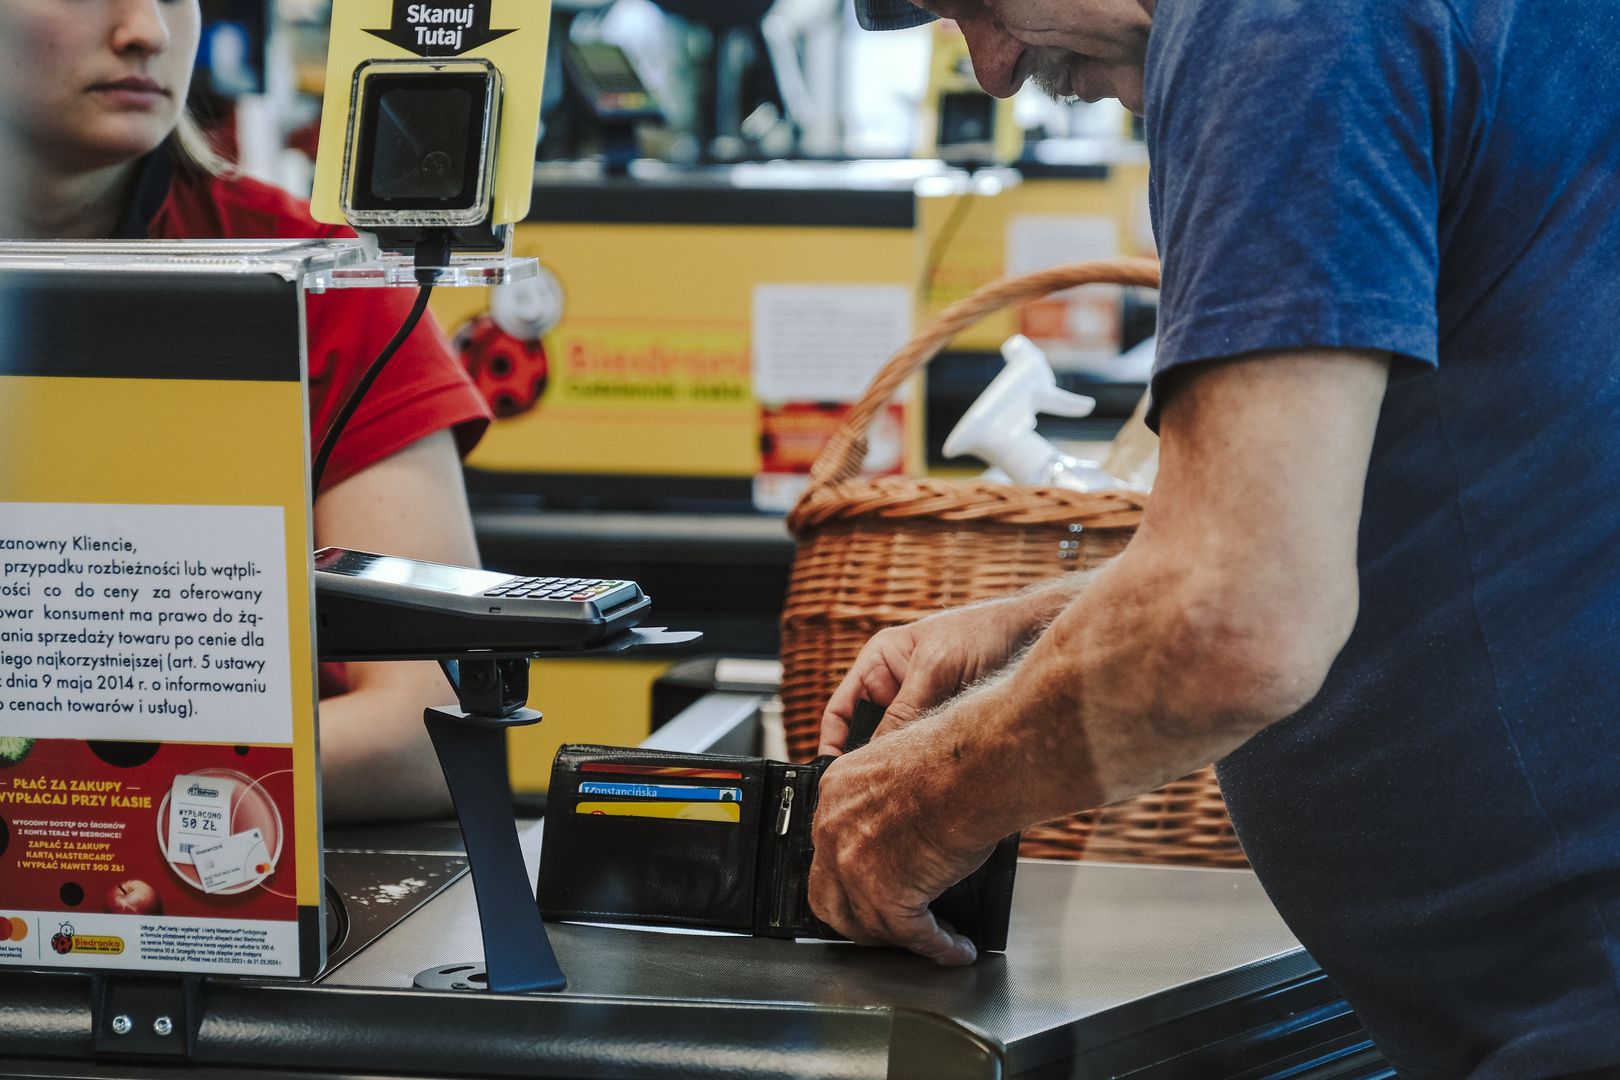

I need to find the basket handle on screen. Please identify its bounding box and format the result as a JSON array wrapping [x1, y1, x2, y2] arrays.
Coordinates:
[[804, 256, 1161, 490]]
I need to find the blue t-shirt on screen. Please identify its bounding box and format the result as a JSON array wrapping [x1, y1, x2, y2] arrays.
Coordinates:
[[1145, 0, 1620, 1074]]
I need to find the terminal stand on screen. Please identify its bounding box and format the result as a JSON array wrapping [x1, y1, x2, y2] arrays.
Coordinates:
[[311, 629, 700, 996], [415, 656, 562, 993]]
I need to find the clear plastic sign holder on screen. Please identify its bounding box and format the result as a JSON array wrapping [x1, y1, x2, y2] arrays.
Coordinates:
[[1, 240, 652, 993], [0, 238, 629, 1071], [0, 238, 337, 1053], [0, 237, 537, 292]]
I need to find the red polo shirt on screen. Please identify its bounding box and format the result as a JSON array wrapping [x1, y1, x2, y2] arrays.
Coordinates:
[[123, 152, 493, 698], [132, 152, 492, 491]]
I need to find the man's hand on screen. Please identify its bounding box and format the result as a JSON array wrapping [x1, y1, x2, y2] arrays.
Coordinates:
[[809, 722, 996, 965], [819, 580, 1088, 756]]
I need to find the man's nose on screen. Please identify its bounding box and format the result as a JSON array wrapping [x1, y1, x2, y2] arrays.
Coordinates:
[[109, 0, 173, 57], [956, 14, 1025, 98]]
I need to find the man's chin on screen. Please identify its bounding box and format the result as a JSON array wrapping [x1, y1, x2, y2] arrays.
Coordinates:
[[1111, 69, 1146, 116], [1046, 67, 1144, 115]]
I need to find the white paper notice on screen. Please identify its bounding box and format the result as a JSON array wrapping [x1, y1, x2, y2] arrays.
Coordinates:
[[166, 773, 238, 864], [1005, 215, 1120, 280], [0, 502, 293, 743], [752, 284, 911, 404]]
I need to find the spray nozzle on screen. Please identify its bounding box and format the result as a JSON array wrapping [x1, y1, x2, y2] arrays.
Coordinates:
[[997, 335, 1097, 418], [942, 336, 1096, 483]]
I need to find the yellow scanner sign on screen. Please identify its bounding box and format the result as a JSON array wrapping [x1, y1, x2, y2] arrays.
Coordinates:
[[310, 0, 549, 229]]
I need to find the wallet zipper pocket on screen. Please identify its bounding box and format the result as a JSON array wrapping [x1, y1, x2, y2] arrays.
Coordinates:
[[769, 771, 797, 929]]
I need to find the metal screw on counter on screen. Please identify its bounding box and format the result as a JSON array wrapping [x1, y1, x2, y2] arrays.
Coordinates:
[[110, 1015, 132, 1036], [152, 1016, 174, 1037]]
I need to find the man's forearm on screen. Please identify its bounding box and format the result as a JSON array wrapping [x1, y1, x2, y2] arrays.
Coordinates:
[[966, 567, 1104, 649], [909, 544, 1346, 850]]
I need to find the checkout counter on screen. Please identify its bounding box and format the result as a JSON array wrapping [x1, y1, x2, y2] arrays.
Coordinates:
[[0, 686, 1389, 1080]]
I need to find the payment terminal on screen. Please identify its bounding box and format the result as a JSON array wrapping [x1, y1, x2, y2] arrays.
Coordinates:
[[313, 547, 651, 659], [562, 41, 663, 126]]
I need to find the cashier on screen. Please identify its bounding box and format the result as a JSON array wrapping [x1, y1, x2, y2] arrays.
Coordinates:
[[811, 0, 1620, 1075], [0, 0, 492, 822]]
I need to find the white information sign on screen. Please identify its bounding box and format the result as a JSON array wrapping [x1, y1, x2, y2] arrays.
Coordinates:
[[751, 284, 912, 404], [0, 502, 292, 744], [1005, 214, 1120, 279]]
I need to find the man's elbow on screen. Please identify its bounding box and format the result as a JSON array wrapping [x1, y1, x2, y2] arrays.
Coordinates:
[[1161, 579, 1357, 736]]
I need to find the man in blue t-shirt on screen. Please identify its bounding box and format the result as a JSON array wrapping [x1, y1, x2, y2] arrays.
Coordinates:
[[809, 0, 1620, 1074]]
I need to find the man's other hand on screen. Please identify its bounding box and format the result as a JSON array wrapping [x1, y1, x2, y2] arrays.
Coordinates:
[[819, 600, 1036, 756]]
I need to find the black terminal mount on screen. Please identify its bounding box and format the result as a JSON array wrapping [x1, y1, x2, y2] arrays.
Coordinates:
[[420, 655, 561, 992], [416, 633, 697, 993], [315, 553, 698, 992]]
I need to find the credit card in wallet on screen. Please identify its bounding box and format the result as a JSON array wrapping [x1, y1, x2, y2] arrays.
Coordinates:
[[580, 763, 744, 780], [579, 781, 742, 802], [576, 800, 740, 823]]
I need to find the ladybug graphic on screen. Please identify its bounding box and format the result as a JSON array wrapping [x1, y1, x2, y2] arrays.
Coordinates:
[[456, 269, 563, 420], [50, 922, 74, 955], [458, 317, 549, 418]]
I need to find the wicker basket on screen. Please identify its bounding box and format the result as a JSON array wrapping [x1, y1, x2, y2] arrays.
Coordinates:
[[780, 257, 1246, 869]]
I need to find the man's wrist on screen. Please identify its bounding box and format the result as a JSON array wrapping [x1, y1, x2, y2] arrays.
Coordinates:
[[909, 696, 1035, 853]]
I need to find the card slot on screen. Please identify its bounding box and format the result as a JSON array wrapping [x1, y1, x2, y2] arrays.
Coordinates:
[[573, 801, 741, 824], [577, 764, 747, 781], [569, 792, 741, 805], [560, 744, 758, 770], [538, 810, 758, 930], [562, 784, 757, 812], [574, 782, 745, 801], [561, 760, 762, 817], [570, 809, 740, 823]]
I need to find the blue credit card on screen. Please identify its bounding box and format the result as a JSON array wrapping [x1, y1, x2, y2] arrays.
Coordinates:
[[578, 780, 742, 803]]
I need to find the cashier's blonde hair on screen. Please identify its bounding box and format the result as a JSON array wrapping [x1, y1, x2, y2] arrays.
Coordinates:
[[170, 110, 234, 177]]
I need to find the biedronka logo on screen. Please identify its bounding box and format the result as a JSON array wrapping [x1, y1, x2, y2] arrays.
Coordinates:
[[49, 922, 123, 956]]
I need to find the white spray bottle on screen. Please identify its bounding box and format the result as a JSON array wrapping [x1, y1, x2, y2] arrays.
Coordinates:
[[942, 335, 1118, 491]]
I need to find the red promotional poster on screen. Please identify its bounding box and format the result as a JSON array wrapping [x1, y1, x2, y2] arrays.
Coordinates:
[[0, 737, 300, 974]]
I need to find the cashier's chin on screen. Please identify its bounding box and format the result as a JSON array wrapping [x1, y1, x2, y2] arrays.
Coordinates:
[[68, 114, 176, 170]]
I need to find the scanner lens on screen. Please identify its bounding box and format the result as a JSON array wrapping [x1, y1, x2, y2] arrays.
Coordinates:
[[372, 86, 471, 200], [350, 70, 492, 212]]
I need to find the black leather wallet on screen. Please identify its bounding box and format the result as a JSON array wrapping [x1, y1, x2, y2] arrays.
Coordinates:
[[536, 701, 1019, 951]]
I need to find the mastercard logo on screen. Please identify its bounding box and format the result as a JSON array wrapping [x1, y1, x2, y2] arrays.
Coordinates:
[[0, 917, 27, 943]]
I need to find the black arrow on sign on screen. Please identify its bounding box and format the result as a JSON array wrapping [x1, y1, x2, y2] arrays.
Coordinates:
[[364, 0, 516, 58]]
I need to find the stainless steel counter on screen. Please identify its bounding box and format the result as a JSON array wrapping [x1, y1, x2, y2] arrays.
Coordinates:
[[0, 690, 1383, 1079], [326, 820, 1309, 1077]]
